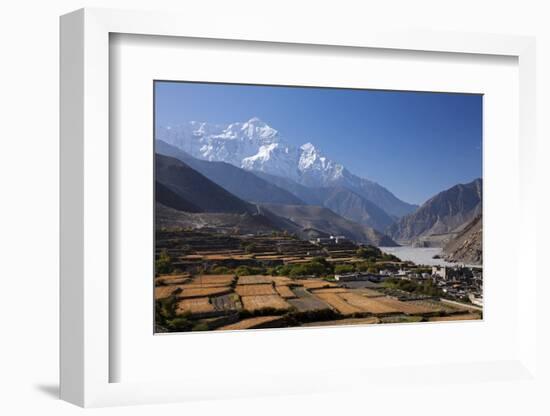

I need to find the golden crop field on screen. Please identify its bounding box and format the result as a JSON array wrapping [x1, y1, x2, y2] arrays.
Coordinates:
[[325, 257, 355, 262], [235, 284, 276, 296], [232, 255, 254, 260], [155, 274, 190, 286], [195, 274, 235, 285], [408, 299, 463, 314], [302, 317, 380, 327], [176, 297, 214, 316], [271, 276, 294, 286], [203, 255, 234, 261], [355, 288, 385, 297], [429, 313, 481, 322], [315, 293, 362, 315], [181, 276, 234, 289], [237, 275, 274, 285], [293, 280, 337, 290], [177, 287, 232, 299], [285, 259, 313, 264], [373, 297, 442, 315], [254, 255, 285, 260], [275, 285, 297, 299], [154, 285, 186, 300], [217, 316, 283, 330], [338, 292, 401, 315], [281, 257, 301, 262], [241, 295, 291, 312], [310, 288, 349, 294], [179, 282, 231, 289]]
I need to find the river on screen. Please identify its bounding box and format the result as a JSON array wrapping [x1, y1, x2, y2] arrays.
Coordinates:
[[379, 246, 456, 267]]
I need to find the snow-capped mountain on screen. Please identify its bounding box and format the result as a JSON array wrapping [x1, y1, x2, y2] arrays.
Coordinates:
[[157, 117, 346, 185], [156, 118, 418, 217]]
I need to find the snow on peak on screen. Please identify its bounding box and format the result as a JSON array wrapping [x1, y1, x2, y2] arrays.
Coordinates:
[[246, 116, 264, 124], [300, 142, 316, 152], [156, 119, 347, 185]]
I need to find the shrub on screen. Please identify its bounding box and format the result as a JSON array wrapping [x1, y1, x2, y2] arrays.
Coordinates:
[[155, 249, 172, 275], [235, 265, 266, 276], [192, 322, 210, 331], [155, 296, 177, 320], [243, 243, 258, 253], [165, 317, 192, 332], [334, 264, 355, 274], [211, 265, 232, 274], [383, 277, 444, 297]]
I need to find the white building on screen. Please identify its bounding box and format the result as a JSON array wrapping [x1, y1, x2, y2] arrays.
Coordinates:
[[432, 266, 447, 280]]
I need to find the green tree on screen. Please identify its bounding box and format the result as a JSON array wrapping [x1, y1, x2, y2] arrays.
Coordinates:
[[356, 245, 382, 260], [288, 261, 327, 277]]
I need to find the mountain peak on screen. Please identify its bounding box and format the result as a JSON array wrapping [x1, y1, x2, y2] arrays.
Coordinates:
[[246, 116, 264, 125], [300, 142, 316, 152], [155, 118, 417, 217]]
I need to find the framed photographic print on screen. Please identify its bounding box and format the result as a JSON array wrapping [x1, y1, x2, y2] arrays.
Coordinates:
[[152, 81, 484, 334], [60, 7, 539, 408]]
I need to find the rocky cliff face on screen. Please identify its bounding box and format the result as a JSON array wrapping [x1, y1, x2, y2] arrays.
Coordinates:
[[388, 178, 482, 243], [442, 214, 482, 265]]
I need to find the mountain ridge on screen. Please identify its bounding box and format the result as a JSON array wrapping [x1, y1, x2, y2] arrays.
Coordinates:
[[442, 214, 482, 265], [155, 153, 398, 246], [156, 118, 417, 217], [156, 140, 304, 205], [387, 178, 482, 243], [262, 203, 398, 247]]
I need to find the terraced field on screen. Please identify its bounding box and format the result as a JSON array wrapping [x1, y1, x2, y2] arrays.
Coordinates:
[[429, 313, 481, 322], [217, 316, 284, 330], [176, 297, 215, 316], [293, 280, 337, 290], [372, 297, 442, 315], [241, 295, 291, 312], [355, 288, 385, 298], [211, 294, 241, 312], [154, 262, 481, 331], [275, 285, 297, 299], [271, 276, 294, 286], [155, 285, 186, 300], [194, 274, 235, 285], [177, 286, 232, 299], [315, 293, 363, 315], [338, 292, 401, 315], [311, 288, 349, 294], [235, 284, 276, 297], [408, 299, 465, 314], [287, 296, 332, 313], [302, 317, 380, 327], [237, 275, 274, 285], [155, 274, 190, 285]]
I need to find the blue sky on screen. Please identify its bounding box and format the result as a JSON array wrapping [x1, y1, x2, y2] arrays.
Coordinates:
[[155, 81, 482, 205]]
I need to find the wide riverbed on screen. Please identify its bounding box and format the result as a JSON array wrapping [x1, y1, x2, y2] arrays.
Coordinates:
[[379, 246, 455, 267]]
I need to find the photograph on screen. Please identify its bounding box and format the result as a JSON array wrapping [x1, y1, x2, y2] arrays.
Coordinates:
[[154, 81, 483, 333]]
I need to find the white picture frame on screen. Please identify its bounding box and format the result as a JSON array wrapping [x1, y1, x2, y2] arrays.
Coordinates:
[[60, 7, 539, 408]]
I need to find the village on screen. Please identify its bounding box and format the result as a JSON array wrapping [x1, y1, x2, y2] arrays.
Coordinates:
[[155, 228, 483, 332]]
